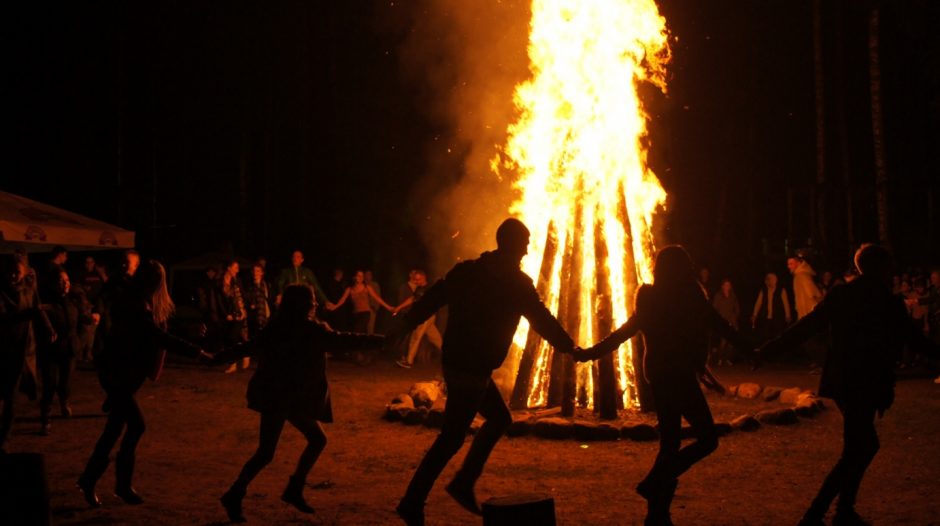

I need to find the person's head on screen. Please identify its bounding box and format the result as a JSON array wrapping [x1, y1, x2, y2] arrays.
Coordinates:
[[821, 271, 833, 285], [291, 250, 304, 268], [252, 263, 264, 282], [333, 268, 344, 281], [786, 257, 802, 274], [363, 270, 374, 283], [135, 260, 174, 325], [10, 260, 28, 286], [764, 272, 778, 288], [408, 269, 418, 284], [913, 277, 927, 294], [495, 218, 530, 264], [224, 260, 239, 278], [51, 246, 67, 265], [257, 257, 267, 269], [57, 271, 70, 296], [698, 267, 710, 284], [352, 270, 364, 285], [930, 270, 940, 289], [720, 278, 733, 296], [84, 256, 96, 272], [414, 270, 428, 287], [124, 250, 141, 276], [653, 245, 696, 287], [899, 280, 911, 295], [278, 285, 316, 323], [853, 244, 894, 287], [205, 266, 218, 280], [892, 275, 901, 287]]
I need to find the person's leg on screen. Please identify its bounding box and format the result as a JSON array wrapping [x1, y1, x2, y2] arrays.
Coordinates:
[[58, 352, 75, 416], [114, 394, 146, 503], [424, 316, 443, 351], [404, 320, 431, 365], [834, 403, 879, 518], [38, 350, 56, 432], [453, 378, 511, 485], [672, 380, 719, 478], [401, 372, 487, 505], [221, 412, 286, 522], [641, 383, 683, 523], [280, 415, 327, 513], [78, 390, 131, 506]]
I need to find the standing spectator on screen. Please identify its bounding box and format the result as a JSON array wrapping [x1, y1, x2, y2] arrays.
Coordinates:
[[697, 266, 713, 298], [40, 246, 68, 302], [244, 262, 271, 341], [711, 278, 740, 365], [324, 267, 350, 331], [0, 258, 54, 451], [275, 251, 329, 307], [77, 260, 209, 508], [37, 271, 93, 434], [788, 255, 823, 320], [819, 270, 835, 296], [363, 270, 381, 334], [77, 256, 106, 361], [97, 250, 140, 355], [217, 260, 249, 373], [751, 272, 792, 344], [326, 270, 395, 334]]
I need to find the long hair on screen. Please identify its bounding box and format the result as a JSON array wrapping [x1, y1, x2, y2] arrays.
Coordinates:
[[651, 245, 707, 309], [136, 259, 175, 326]]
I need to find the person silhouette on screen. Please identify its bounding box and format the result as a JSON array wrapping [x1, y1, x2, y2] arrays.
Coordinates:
[[760, 244, 938, 526], [394, 218, 574, 526], [574, 245, 743, 525]]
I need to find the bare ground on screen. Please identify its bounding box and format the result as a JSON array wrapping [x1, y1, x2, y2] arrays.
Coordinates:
[[6, 357, 940, 526]]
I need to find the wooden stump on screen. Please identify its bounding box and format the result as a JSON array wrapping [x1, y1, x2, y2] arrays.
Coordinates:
[[0, 452, 51, 526], [482, 493, 556, 526]]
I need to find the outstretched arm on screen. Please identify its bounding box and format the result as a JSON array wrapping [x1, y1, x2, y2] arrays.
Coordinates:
[[329, 288, 351, 310], [366, 287, 395, 312], [519, 286, 574, 353]]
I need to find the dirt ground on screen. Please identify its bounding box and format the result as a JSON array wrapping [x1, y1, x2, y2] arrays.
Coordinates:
[[5, 356, 940, 526]]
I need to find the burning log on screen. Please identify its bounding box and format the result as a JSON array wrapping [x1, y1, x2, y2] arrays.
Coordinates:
[[592, 216, 620, 420], [617, 185, 653, 411], [511, 224, 559, 410], [547, 216, 580, 416]]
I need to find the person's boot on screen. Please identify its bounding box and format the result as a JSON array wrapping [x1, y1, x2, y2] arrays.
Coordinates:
[[77, 455, 109, 508], [281, 475, 314, 514], [395, 498, 425, 526], [642, 478, 675, 526], [114, 450, 144, 505], [220, 484, 248, 523], [445, 476, 481, 515], [832, 507, 871, 526]]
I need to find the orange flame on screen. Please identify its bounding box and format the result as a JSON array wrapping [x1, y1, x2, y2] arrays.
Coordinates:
[[495, 0, 670, 410]]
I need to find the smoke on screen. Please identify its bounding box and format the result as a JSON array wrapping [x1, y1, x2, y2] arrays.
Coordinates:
[[392, 0, 533, 275]]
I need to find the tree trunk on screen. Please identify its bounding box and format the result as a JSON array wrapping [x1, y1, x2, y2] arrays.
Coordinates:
[[812, 0, 828, 249], [833, 0, 854, 256], [868, 6, 891, 248]]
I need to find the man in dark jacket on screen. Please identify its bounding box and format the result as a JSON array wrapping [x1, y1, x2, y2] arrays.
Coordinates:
[[395, 218, 575, 526], [760, 245, 937, 526]]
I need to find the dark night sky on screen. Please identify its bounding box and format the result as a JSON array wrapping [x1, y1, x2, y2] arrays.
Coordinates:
[[6, 0, 940, 288]]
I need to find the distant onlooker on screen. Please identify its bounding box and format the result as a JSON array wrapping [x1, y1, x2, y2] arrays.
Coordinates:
[[787, 256, 823, 320], [711, 278, 740, 365], [698, 266, 713, 298], [818, 270, 835, 296], [244, 262, 272, 341], [217, 260, 249, 373], [751, 272, 791, 344], [275, 251, 329, 307], [40, 246, 69, 302]]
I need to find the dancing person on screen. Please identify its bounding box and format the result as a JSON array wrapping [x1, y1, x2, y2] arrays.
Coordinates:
[[326, 269, 396, 333], [394, 218, 575, 526], [218, 285, 383, 522], [395, 270, 443, 369], [0, 258, 54, 452], [77, 260, 209, 508], [574, 245, 744, 525], [759, 245, 938, 526]]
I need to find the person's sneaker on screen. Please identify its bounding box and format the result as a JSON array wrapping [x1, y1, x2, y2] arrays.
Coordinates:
[[396, 499, 425, 526], [445, 479, 481, 516], [395, 359, 412, 369]]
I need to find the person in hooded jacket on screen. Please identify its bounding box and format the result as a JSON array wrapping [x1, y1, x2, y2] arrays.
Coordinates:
[[218, 284, 383, 523]]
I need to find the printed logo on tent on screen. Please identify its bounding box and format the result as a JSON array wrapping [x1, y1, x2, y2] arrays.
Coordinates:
[[20, 207, 83, 225], [99, 231, 118, 246], [24, 225, 47, 242]]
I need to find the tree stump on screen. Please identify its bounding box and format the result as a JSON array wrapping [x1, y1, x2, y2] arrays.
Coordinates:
[[482, 493, 556, 526]]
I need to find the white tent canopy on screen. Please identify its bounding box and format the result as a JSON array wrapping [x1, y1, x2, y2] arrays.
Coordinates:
[[0, 190, 135, 253]]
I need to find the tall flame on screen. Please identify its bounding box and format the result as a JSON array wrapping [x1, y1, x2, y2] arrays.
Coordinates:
[[495, 0, 670, 410]]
